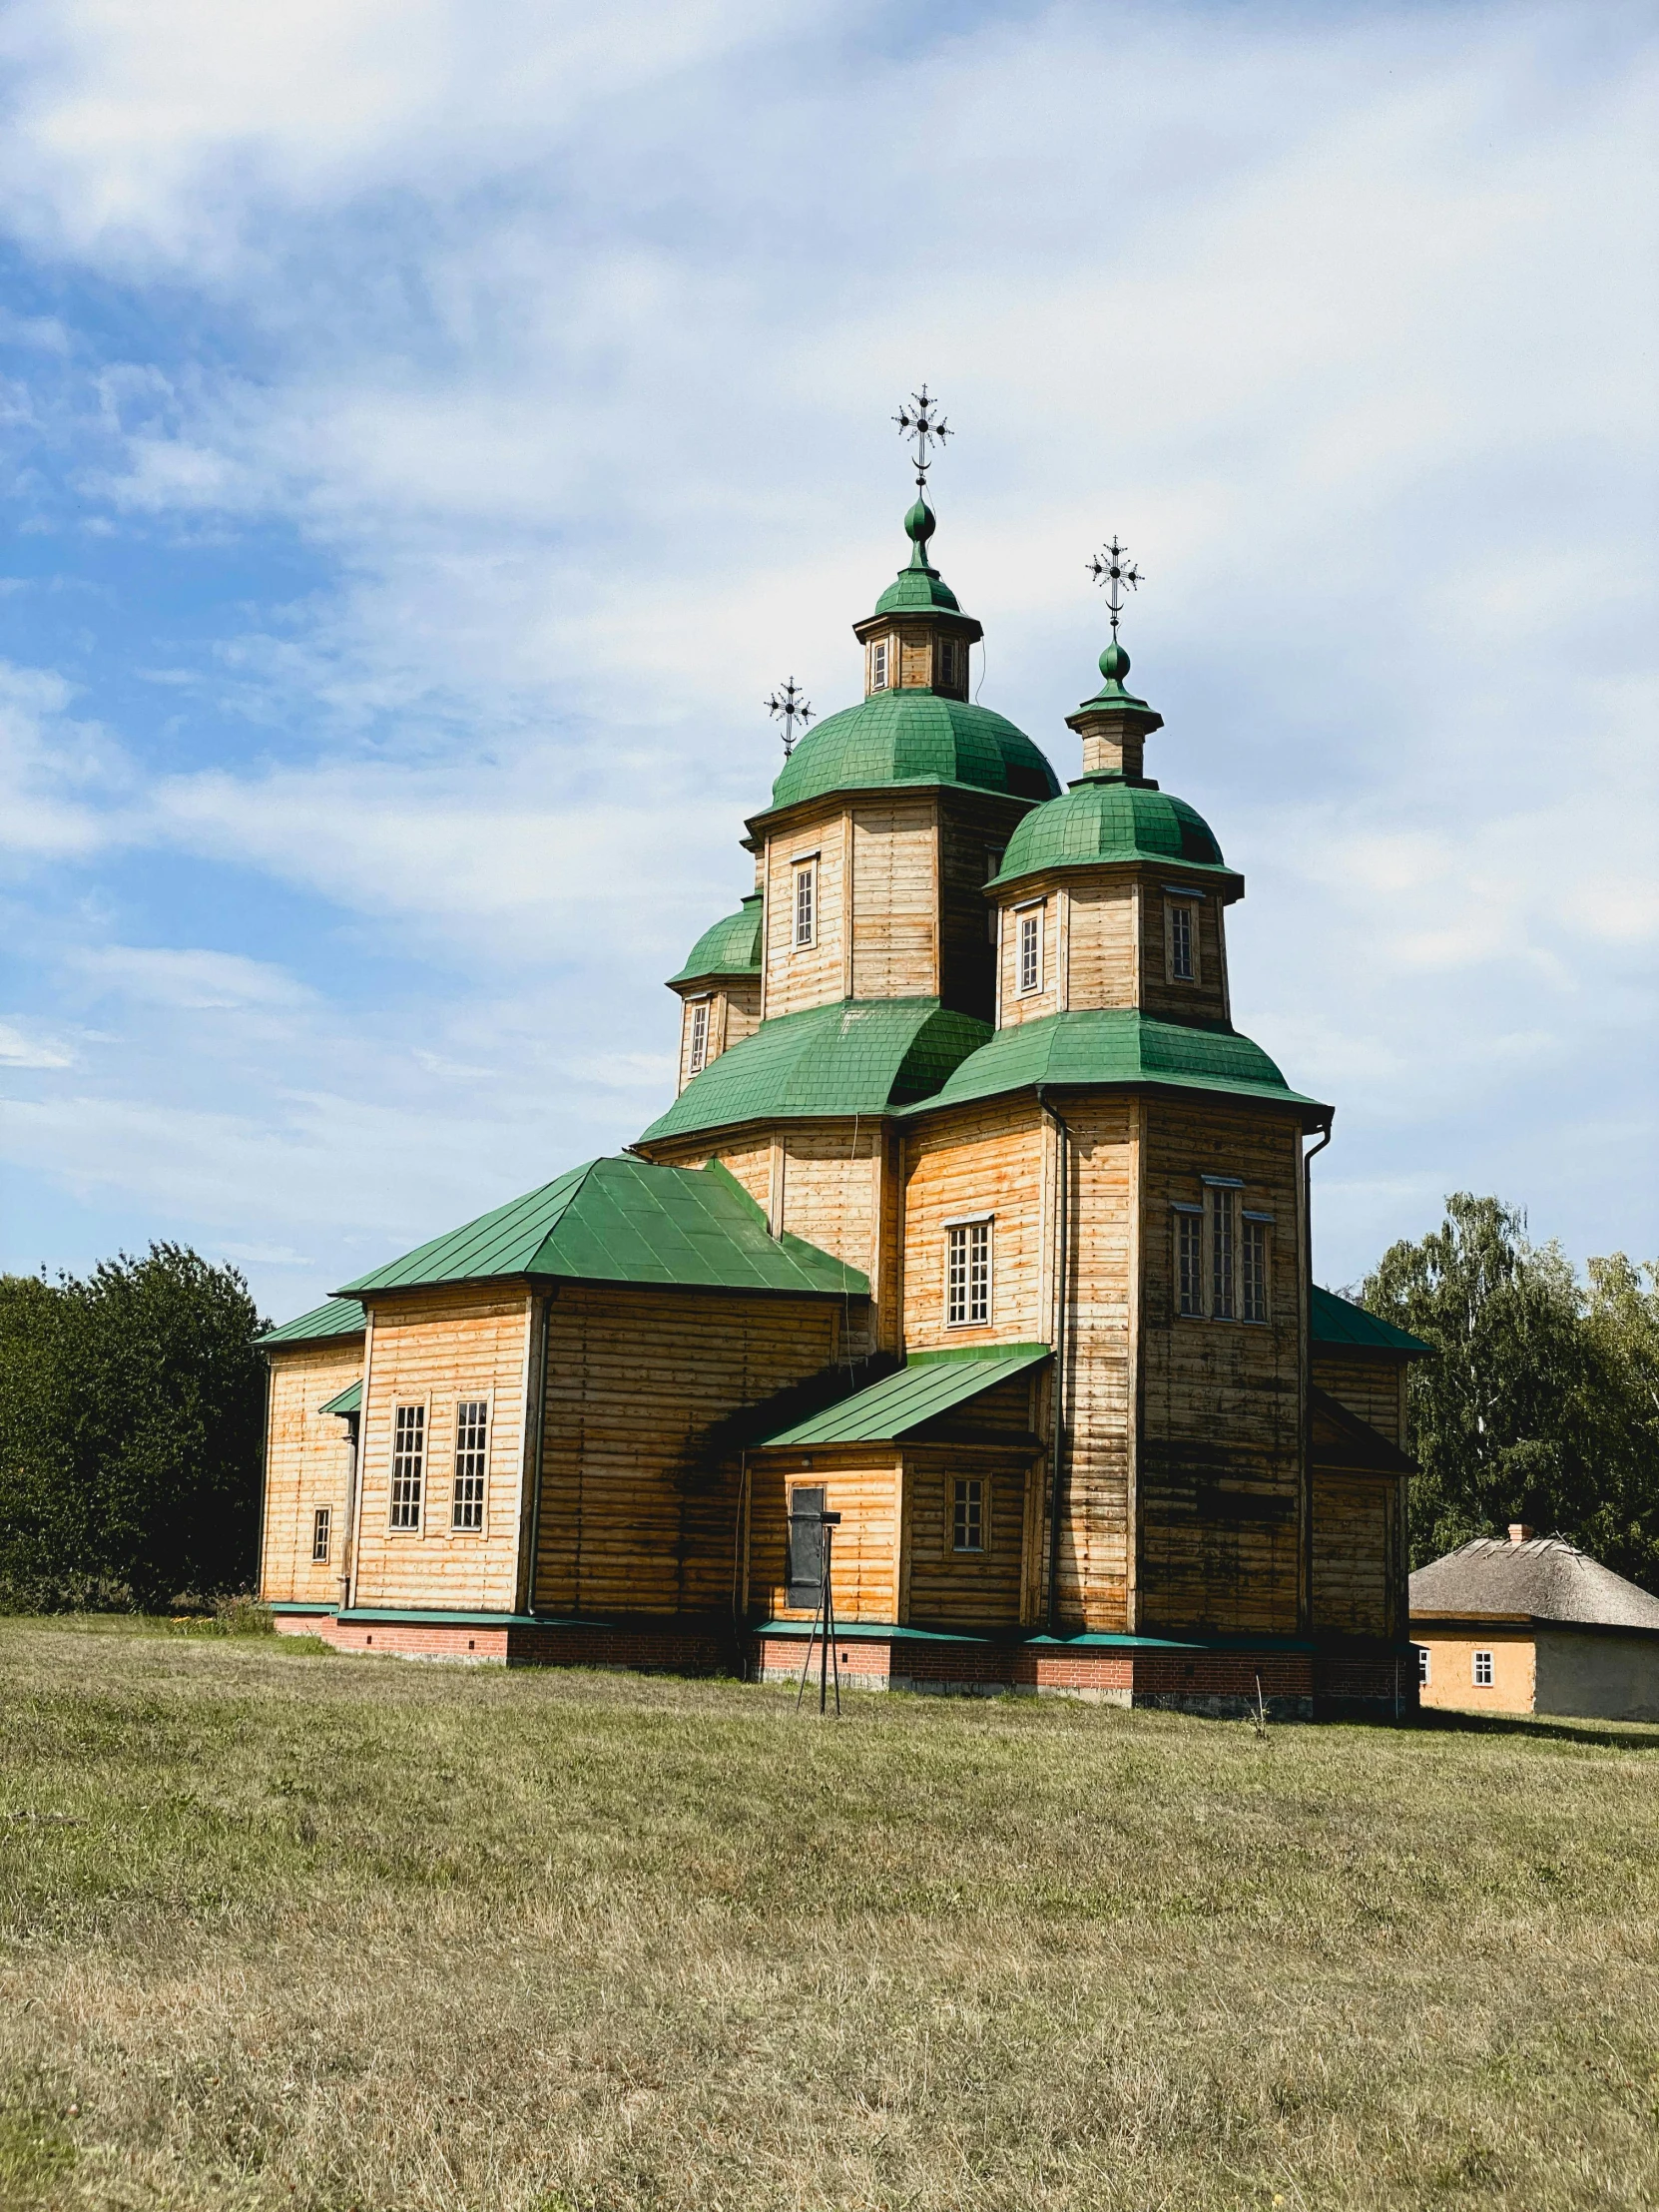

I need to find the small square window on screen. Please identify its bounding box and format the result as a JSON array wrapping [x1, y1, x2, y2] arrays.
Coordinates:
[[870, 640, 889, 691], [1472, 1649, 1494, 1688], [794, 861, 816, 948], [1168, 900, 1195, 981], [946, 1220, 991, 1326], [452, 1399, 488, 1530], [688, 1000, 710, 1074], [952, 1477, 984, 1552], [1417, 1646, 1431, 1686], [311, 1505, 331, 1562], [1017, 908, 1042, 995]]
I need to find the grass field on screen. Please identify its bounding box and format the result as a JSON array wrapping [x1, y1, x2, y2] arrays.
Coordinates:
[[0, 1619, 1656, 2212]]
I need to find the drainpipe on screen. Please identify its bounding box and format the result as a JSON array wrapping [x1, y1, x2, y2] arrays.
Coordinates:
[[1302, 1116, 1333, 1644], [523, 1291, 552, 1616], [1037, 1085, 1072, 1635]]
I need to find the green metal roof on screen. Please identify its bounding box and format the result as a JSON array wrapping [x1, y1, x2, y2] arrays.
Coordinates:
[[761, 693, 1059, 818], [637, 997, 991, 1144], [337, 1156, 865, 1301], [988, 775, 1230, 889], [669, 891, 763, 984], [870, 497, 965, 615], [1311, 1284, 1432, 1358], [757, 1344, 1049, 1447], [318, 1379, 362, 1416], [259, 1296, 365, 1349], [904, 1009, 1327, 1119]]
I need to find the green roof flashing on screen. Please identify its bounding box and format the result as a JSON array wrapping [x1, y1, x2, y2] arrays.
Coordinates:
[[337, 1155, 865, 1302], [988, 777, 1230, 889], [873, 565, 962, 615], [669, 891, 763, 984], [638, 997, 991, 1144], [761, 693, 1059, 818], [757, 1344, 1049, 1447], [260, 1296, 365, 1349], [318, 1379, 361, 1416], [1312, 1284, 1432, 1358], [902, 1009, 1327, 1120]]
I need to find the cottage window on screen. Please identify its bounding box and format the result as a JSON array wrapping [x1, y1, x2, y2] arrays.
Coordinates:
[[787, 1484, 826, 1608], [1175, 1205, 1204, 1317], [947, 1219, 991, 1326], [1168, 900, 1195, 981], [1209, 1184, 1236, 1320], [311, 1505, 331, 1562], [870, 639, 889, 691], [794, 861, 817, 948], [1241, 1217, 1269, 1323], [1417, 1645, 1431, 1686], [1017, 907, 1042, 995], [389, 1404, 425, 1530], [452, 1399, 488, 1530], [688, 999, 710, 1075], [952, 1477, 984, 1552], [1472, 1649, 1494, 1688]]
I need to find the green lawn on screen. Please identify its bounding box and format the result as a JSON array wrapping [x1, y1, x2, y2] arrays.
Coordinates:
[[0, 1619, 1656, 2212]]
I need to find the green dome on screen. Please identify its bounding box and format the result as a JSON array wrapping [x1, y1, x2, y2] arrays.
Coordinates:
[[988, 774, 1228, 889], [767, 694, 1059, 815], [669, 891, 762, 984]]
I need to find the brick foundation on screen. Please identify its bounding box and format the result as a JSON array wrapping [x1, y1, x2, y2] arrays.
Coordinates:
[[277, 1610, 732, 1673]]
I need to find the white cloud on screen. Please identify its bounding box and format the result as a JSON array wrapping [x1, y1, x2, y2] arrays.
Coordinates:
[[0, 1019, 73, 1068]]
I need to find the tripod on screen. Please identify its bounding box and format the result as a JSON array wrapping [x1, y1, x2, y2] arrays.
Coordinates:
[[795, 1508, 842, 1716]]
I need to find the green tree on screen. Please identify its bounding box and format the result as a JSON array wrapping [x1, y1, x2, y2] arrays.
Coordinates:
[[1360, 1195, 1659, 1591], [0, 1245, 267, 1609]]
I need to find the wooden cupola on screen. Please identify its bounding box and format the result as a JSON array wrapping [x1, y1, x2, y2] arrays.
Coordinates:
[[850, 497, 982, 701]]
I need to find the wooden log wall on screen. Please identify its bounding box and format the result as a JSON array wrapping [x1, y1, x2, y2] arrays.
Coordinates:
[[1313, 1351, 1407, 1443], [1061, 879, 1137, 1011], [675, 977, 762, 1093], [259, 1341, 363, 1603], [350, 1289, 532, 1612], [1136, 1099, 1306, 1638], [764, 803, 848, 1017], [747, 1446, 902, 1623], [849, 799, 937, 1000], [1138, 880, 1232, 1026], [1312, 1472, 1395, 1639], [534, 1284, 841, 1618], [938, 790, 1034, 1023], [899, 1100, 1046, 1350]]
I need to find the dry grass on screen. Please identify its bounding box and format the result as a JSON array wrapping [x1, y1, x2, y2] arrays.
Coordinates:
[[1, 1618, 1656, 2212]]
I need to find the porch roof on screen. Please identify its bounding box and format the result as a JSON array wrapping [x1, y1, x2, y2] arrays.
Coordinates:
[[755, 1343, 1049, 1448]]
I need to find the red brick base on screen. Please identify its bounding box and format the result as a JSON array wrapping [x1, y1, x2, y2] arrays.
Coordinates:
[[276, 1612, 731, 1673]]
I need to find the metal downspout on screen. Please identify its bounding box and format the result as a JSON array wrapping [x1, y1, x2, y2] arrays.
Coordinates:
[[523, 1291, 552, 1616], [1302, 1117, 1334, 1644], [1038, 1085, 1072, 1636]]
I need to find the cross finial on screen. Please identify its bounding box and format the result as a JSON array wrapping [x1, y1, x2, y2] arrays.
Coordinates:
[[893, 384, 950, 494], [1086, 537, 1143, 639], [765, 676, 814, 759]]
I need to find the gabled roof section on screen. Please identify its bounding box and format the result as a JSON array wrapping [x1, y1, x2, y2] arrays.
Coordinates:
[[638, 997, 991, 1145], [669, 891, 763, 985], [1410, 1536, 1659, 1632], [757, 1344, 1049, 1448], [259, 1296, 365, 1349], [336, 1156, 866, 1301], [1312, 1285, 1432, 1358], [902, 1009, 1327, 1123], [318, 1379, 362, 1416]]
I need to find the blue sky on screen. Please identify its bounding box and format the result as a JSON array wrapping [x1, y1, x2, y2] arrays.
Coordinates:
[[2, 0, 1654, 1324]]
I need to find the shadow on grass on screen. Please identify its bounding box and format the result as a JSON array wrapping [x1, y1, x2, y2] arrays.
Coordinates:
[[1414, 1706, 1659, 1753]]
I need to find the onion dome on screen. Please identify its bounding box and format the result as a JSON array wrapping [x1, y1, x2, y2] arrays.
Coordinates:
[[987, 773, 1231, 892], [765, 694, 1059, 816], [871, 497, 962, 615], [668, 890, 762, 985]]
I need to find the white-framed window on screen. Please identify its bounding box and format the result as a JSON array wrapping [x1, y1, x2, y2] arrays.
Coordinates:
[[1209, 1184, 1235, 1321], [794, 860, 817, 948], [870, 639, 889, 691], [946, 1219, 992, 1326], [1017, 906, 1042, 995], [1472, 1650, 1494, 1688], [952, 1477, 984, 1552], [452, 1399, 488, 1530], [1175, 1205, 1204, 1317], [983, 848, 1004, 944], [389, 1404, 425, 1530], [311, 1505, 331, 1562], [1417, 1645, 1431, 1686], [687, 999, 710, 1075], [1168, 900, 1195, 982], [1241, 1216, 1269, 1323]]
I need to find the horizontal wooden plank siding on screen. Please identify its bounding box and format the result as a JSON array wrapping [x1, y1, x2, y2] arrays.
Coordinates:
[[765, 804, 847, 1017], [351, 1290, 532, 1612], [902, 1442, 1031, 1627], [1053, 1099, 1136, 1631], [749, 1446, 901, 1624], [900, 1100, 1046, 1351], [260, 1344, 362, 1604], [1139, 881, 1231, 1025], [1314, 1351, 1406, 1444], [1137, 1099, 1306, 1637], [939, 791, 1030, 1022], [534, 1285, 841, 1618], [1312, 1471, 1396, 1639], [1062, 879, 1137, 1011], [850, 799, 937, 1001]]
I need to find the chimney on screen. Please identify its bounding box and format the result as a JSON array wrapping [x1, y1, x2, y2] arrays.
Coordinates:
[[1507, 1523, 1533, 1545]]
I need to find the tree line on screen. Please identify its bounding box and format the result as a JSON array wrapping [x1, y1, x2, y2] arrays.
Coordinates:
[[0, 1201, 1656, 1608]]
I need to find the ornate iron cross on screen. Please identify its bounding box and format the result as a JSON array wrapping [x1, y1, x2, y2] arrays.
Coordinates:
[[766, 676, 814, 759], [893, 385, 951, 493], [1086, 537, 1143, 637]]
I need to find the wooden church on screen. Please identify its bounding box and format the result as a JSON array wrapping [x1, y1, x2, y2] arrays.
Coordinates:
[[258, 427, 1427, 1714]]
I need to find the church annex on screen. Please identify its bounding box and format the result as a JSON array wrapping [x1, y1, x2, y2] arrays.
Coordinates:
[[257, 427, 1426, 1715]]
